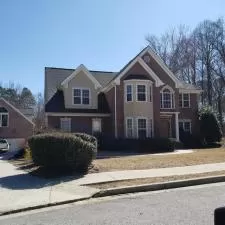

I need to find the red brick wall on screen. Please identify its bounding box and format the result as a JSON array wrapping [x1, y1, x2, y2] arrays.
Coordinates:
[[48, 115, 111, 136], [179, 94, 200, 135], [0, 99, 34, 139]]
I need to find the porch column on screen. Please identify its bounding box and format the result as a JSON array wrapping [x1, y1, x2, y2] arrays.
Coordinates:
[[175, 112, 179, 141]]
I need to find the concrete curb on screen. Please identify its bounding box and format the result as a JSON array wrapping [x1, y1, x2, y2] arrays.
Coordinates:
[[1, 175, 225, 216], [93, 175, 225, 198], [0, 197, 91, 216]]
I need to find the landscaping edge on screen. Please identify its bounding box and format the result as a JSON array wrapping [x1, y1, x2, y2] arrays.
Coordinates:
[[2, 175, 225, 216]]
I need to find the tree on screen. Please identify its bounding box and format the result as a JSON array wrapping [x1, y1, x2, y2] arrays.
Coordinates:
[[0, 82, 36, 109], [199, 107, 222, 144], [19, 87, 36, 108], [146, 17, 225, 131], [33, 92, 45, 131]]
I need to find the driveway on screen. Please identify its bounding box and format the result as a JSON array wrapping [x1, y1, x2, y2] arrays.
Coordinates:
[[0, 152, 98, 214]]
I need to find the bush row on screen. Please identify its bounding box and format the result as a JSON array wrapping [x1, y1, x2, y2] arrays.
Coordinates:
[[28, 132, 97, 172], [98, 137, 175, 152]]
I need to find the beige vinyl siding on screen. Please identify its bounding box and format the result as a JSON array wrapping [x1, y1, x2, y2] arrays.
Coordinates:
[[123, 80, 154, 138], [63, 70, 98, 109]]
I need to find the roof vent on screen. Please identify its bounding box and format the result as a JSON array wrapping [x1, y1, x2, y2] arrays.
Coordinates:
[[143, 55, 150, 63]]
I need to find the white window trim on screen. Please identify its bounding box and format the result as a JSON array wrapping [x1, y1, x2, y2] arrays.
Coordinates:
[[179, 119, 192, 133], [179, 93, 190, 108], [126, 117, 134, 138], [136, 84, 147, 102], [125, 84, 133, 102], [92, 118, 102, 134], [0, 112, 9, 127], [160, 85, 175, 109], [149, 118, 153, 138], [72, 87, 91, 105], [136, 117, 148, 138], [60, 118, 71, 132], [149, 84, 152, 102]]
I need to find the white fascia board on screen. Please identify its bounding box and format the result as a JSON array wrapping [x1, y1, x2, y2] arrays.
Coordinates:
[[114, 57, 164, 87], [0, 98, 35, 126], [46, 112, 110, 117], [140, 47, 183, 88], [61, 64, 102, 89], [179, 89, 203, 94]]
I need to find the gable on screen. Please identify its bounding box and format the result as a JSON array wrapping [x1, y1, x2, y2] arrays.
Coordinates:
[[0, 98, 34, 126], [140, 49, 182, 88], [61, 64, 102, 89], [114, 58, 164, 87], [121, 61, 155, 82], [142, 53, 176, 88]]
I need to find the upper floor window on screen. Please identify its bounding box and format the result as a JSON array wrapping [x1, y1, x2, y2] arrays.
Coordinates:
[[160, 86, 174, 109], [126, 84, 133, 102], [0, 107, 8, 127], [179, 93, 190, 108], [73, 88, 90, 105], [137, 84, 146, 101]]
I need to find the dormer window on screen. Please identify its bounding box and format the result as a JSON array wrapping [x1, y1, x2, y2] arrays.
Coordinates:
[[73, 88, 90, 105], [160, 86, 174, 109]]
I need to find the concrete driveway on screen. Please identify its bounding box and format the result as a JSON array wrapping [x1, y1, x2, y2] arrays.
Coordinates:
[[0, 152, 99, 215]]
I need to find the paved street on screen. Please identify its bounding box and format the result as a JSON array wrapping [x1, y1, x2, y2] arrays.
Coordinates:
[[1, 183, 225, 225]]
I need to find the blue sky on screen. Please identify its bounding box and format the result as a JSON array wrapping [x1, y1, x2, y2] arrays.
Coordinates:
[[0, 0, 224, 94]]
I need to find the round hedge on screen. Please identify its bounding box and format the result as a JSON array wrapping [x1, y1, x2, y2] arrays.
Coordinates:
[[28, 132, 97, 172]]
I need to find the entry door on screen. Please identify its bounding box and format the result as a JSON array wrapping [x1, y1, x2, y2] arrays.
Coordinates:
[[160, 118, 172, 138]]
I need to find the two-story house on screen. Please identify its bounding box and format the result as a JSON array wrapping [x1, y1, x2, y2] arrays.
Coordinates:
[[45, 47, 202, 141]]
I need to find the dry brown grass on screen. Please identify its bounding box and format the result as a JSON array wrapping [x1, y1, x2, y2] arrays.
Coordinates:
[[89, 170, 225, 189], [93, 147, 225, 172]]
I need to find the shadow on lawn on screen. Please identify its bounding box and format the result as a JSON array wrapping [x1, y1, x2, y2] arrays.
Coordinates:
[[0, 167, 85, 190]]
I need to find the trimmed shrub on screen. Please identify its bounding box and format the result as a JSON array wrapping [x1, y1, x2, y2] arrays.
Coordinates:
[[98, 137, 175, 152], [179, 129, 203, 149], [199, 107, 222, 144], [74, 133, 97, 150], [28, 132, 97, 172], [138, 138, 175, 152]]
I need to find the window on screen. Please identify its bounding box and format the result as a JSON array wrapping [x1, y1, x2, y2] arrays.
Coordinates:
[[60, 118, 71, 132], [0, 107, 8, 127], [160, 87, 174, 109], [179, 120, 191, 133], [137, 85, 146, 101], [126, 84, 133, 102], [137, 118, 147, 139], [126, 118, 133, 138], [179, 93, 190, 108], [73, 88, 90, 105], [92, 118, 101, 134]]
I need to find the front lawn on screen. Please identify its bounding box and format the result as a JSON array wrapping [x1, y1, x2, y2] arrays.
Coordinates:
[[93, 147, 225, 172]]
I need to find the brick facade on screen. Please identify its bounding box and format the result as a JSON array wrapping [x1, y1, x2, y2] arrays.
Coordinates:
[[0, 98, 34, 139]]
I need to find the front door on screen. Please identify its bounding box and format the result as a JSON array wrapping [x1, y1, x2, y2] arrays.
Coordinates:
[[160, 117, 172, 138]]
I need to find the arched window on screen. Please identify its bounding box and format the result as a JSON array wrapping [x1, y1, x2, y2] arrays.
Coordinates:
[[160, 86, 174, 109], [0, 107, 9, 127]]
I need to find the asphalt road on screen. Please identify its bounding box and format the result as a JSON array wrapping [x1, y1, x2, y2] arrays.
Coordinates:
[[1, 183, 225, 225]]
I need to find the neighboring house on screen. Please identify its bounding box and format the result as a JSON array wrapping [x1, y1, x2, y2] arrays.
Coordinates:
[[0, 98, 34, 151], [19, 108, 34, 122], [45, 47, 202, 141]]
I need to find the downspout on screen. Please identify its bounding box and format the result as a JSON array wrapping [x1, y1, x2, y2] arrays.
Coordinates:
[[114, 85, 118, 138]]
